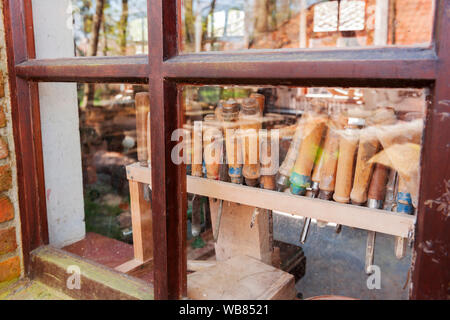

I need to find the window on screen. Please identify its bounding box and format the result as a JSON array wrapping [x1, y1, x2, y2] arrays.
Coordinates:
[[314, 0, 366, 32], [6, 0, 449, 300]]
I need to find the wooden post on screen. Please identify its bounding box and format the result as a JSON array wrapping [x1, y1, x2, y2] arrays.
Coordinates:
[[209, 200, 272, 265], [129, 180, 153, 262]]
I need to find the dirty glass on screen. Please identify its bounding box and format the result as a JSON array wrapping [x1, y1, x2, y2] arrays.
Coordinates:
[[32, 0, 148, 58], [180, 84, 427, 299], [38, 82, 154, 283], [180, 0, 434, 53]]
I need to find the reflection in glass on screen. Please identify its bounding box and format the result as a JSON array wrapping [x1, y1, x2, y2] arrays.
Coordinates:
[[181, 0, 434, 53], [182, 85, 426, 209], [71, 0, 148, 56], [78, 83, 148, 240]]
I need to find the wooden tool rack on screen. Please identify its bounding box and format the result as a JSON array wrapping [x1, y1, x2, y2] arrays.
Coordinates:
[[120, 162, 415, 273]]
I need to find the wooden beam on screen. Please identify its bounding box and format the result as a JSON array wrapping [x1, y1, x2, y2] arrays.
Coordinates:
[[127, 164, 415, 238], [129, 181, 153, 263], [411, 0, 450, 300], [3, 0, 49, 274], [148, 0, 186, 300], [163, 47, 437, 86], [15, 55, 149, 83]]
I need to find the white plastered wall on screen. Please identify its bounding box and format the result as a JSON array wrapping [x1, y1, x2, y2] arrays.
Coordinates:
[[32, 0, 85, 247]]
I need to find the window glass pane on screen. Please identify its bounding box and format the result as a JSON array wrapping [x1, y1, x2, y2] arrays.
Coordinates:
[[180, 84, 427, 299], [39, 82, 154, 283], [314, 1, 338, 32], [339, 0, 366, 31], [32, 0, 148, 58], [181, 0, 434, 53]]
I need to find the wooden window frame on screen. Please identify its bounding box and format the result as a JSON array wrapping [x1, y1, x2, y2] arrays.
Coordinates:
[[2, 0, 448, 300]]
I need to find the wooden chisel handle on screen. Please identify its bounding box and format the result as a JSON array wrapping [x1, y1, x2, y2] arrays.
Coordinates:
[[350, 129, 379, 205], [223, 100, 242, 183], [250, 93, 265, 115], [368, 163, 389, 202], [136, 92, 150, 166], [333, 130, 359, 203], [203, 120, 222, 180], [276, 120, 304, 190], [318, 127, 340, 199], [260, 133, 276, 190], [192, 121, 203, 177], [240, 99, 261, 186], [290, 118, 326, 195]]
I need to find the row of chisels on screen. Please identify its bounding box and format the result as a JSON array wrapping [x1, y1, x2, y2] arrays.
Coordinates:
[[135, 90, 421, 274]]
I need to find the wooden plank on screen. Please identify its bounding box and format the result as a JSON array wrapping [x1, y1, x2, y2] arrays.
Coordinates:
[[129, 181, 153, 262], [187, 255, 296, 300], [15, 55, 149, 83], [115, 258, 153, 274], [115, 259, 145, 274], [127, 164, 415, 238], [187, 260, 216, 272], [209, 200, 272, 265], [411, 0, 450, 300]]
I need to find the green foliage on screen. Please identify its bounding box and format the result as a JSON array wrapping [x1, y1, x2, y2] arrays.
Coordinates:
[[84, 184, 124, 240], [191, 236, 206, 249]]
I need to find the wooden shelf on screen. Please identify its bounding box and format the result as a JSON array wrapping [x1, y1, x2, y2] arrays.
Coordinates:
[[126, 163, 415, 238]]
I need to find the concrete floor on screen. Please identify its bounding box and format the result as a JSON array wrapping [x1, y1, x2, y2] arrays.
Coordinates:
[[0, 280, 73, 300], [273, 212, 412, 300]]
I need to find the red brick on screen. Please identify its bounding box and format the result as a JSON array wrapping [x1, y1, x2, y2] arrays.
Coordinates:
[[0, 105, 5, 128], [0, 227, 16, 255], [0, 165, 12, 192], [0, 256, 20, 282], [0, 137, 8, 159], [0, 196, 14, 223]]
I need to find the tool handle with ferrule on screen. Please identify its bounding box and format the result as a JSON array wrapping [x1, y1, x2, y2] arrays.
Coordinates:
[[290, 119, 326, 195]]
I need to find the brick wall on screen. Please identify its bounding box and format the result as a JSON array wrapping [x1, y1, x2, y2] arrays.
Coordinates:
[[394, 0, 434, 45], [0, 1, 23, 285]]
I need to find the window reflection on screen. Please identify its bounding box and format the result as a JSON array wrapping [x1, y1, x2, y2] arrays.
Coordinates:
[[71, 0, 148, 57], [181, 0, 434, 53]]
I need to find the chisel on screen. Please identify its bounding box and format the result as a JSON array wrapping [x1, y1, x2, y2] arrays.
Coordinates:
[[276, 118, 304, 192], [240, 98, 262, 187], [290, 113, 326, 196], [394, 176, 414, 259], [203, 114, 222, 180], [365, 163, 389, 274], [213, 100, 241, 242], [299, 141, 324, 243], [289, 111, 326, 244], [317, 120, 341, 231], [223, 99, 242, 184]]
